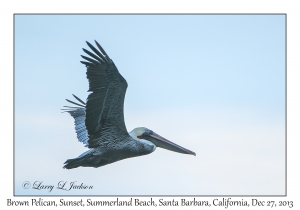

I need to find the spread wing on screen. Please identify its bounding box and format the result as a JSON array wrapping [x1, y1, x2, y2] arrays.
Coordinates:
[[80, 40, 128, 148], [62, 95, 89, 147]]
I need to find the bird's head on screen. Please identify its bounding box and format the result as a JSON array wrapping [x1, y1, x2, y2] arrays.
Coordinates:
[[129, 127, 196, 156], [129, 127, 153, 140]]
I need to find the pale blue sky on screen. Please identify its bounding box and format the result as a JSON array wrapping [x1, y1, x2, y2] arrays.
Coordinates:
[[15, 14, 285, 195]]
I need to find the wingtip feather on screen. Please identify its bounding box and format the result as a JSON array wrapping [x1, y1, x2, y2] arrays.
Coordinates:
[[94, 40, 108, 58], [72, 94, 86, 105]]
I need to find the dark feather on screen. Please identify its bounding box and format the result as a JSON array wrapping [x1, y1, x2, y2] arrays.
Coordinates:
[[66, 99, 85, 107], [72, 94, 86, 105], [80, 61, 94, 66], [81, 55, 99, 65], [95, 40, 109, 60], [86, 41, 107, 62], [82, 48, 104, 63]]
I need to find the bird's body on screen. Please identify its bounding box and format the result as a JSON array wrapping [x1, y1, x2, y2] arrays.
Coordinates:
[[63, 41, 195, 169]]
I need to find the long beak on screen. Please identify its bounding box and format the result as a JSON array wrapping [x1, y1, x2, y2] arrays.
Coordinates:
[[143, 132, 196, 156]]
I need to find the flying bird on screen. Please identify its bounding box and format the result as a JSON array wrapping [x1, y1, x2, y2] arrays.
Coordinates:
[[62, 40, 196, 169]]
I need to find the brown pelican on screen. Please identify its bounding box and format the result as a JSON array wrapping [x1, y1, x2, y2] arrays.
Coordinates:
[[62, 40, 196, 169]]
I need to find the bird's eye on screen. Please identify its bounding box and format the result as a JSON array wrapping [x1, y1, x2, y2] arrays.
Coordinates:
[[145, 129, 153, 135]]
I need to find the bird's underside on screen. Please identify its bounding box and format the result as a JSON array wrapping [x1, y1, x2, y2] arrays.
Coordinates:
[[62, 40, 195, 169]]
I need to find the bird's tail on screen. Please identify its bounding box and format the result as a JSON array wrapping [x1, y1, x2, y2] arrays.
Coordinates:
[[63, 150, 93, 169], [63, 150, 110, 169], [63, 158, 82, 169]]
